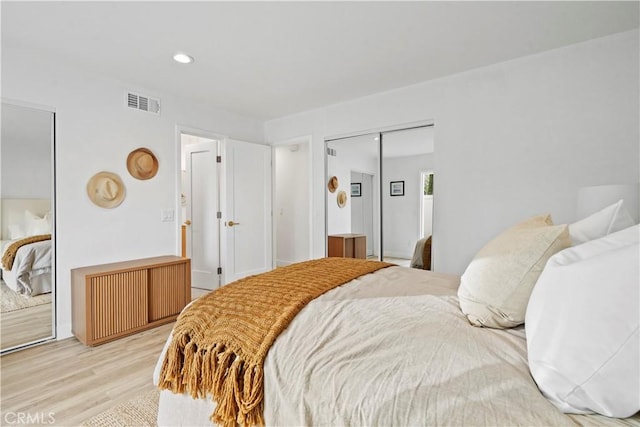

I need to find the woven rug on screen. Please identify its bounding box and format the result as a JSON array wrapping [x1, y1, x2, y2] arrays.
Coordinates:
[[0, 280, 51, 313], [81, 389, 159, 427]]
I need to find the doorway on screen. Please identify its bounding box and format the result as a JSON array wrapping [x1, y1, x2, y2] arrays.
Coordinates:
[[178, 129, 273, 292], [350, 171, 374, 256], [420, 171, 434, 239], [273, 139, 311, 267], [180, 133, 221, 291]]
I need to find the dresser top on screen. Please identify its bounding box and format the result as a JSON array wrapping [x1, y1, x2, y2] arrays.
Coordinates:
[[71, 255, 188, 275]]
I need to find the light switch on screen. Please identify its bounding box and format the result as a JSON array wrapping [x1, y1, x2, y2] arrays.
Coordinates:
[[161, 209, 175, 222]]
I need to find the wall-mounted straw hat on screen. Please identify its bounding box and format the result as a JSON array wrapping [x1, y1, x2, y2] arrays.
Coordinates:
[[86, 171, 126, 209], [328, 176, 339, 193], [127, 147, 159, 180], [337, 190, 347, 208]]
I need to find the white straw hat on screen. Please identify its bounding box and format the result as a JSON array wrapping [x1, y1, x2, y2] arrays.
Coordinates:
[[86, 171, 126, 209]]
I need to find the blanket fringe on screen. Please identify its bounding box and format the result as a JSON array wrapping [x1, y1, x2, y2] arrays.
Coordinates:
[[159, 332, 265, 427]]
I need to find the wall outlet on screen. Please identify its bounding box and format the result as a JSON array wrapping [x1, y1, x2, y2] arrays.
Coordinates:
[[161, 209, 174, 222]]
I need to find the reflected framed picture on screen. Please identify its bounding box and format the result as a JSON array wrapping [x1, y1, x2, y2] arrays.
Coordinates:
[[390, 180, 404, 196], [351, 182, 362, 197]]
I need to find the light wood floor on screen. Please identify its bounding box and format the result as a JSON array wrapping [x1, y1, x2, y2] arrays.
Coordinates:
[[0, 287, 209, 426], [1, 322, 173, 426], [1, 303, 53, 350]]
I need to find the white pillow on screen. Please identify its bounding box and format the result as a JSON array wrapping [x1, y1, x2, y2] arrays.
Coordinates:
[[24, 210, 50, 236], [45, 211, 53, 231], [458, 214, 570, 329], [526, 225, 639, 418], [8, 224, 25, 240], [569, 199, 635, 245]]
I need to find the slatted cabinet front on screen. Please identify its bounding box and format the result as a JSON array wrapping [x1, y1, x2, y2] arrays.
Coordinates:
[[71, 256, 190, 346]]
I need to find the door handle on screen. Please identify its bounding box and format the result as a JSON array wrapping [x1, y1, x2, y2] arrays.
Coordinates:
[[184, 220, 192, 226], [227, 220, 240, 227]]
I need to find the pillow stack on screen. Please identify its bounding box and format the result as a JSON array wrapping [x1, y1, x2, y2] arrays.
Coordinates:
[[457, 214, 570, 328], [7, 210, 52, 240], [526, 220, 639, 417], [458, 200, 639, 418]]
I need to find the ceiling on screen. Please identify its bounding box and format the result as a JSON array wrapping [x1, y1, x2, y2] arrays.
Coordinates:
[[2, 2, 638, 120]]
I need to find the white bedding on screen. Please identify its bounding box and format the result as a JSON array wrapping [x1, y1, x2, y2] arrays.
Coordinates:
[[1, 238, 52, 296], [154, 266, 640, 426]]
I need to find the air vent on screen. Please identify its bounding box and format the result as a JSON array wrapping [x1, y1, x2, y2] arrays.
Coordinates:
[[327, 147, 337, 157], [126, 92, 160, 114]]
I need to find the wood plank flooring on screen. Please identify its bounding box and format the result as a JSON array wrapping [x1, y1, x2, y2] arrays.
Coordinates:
[[0, 287, 210, 426], [0, 322, 174, 426], [1, 303, 53, 350]]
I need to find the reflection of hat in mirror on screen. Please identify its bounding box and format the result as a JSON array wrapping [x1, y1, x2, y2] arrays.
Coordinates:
[[328, 176, 339, 193], [86, 172, 126, 209], [337, 190, 347, 208], [127, 148, 159, 180]]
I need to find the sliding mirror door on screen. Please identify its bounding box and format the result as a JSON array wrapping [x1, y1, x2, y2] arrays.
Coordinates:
[[381, 126, 434, 268], [326, 134, 380, 260], [1, 102, 56, 353], [325, 124, 434, 267]]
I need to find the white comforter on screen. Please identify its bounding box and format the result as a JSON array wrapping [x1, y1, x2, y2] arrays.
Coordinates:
[[154, 266, 639, 426], [1, 239, 52, 296]]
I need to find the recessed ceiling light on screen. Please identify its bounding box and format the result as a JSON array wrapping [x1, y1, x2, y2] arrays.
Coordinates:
[[173, 53, 194, 64]]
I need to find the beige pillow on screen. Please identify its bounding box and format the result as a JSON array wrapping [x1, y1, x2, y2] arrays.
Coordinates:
[[458, 214, 570, 328]]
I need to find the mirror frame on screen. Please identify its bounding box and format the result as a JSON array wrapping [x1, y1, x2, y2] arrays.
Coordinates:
[[1, 98, 56, 354]]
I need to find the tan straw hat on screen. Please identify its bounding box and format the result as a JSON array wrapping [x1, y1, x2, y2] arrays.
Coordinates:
[[86, 172, 126, 209], [328, 176, 339, 193], [337, 190, 347, 208], [127, 148, 159, 180]]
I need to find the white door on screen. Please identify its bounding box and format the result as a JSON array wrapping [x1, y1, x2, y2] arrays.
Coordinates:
[[222, 139, 272, 284], [185, 141, 220, 290]]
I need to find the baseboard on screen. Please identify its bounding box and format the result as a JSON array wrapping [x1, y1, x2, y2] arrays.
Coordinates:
[[383, 251, 412, 260], [57, 322, 72, 340]]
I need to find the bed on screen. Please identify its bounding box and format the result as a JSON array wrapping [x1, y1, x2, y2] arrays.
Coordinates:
[[154, 207, 639, 426], [0, 199, 53, 296]]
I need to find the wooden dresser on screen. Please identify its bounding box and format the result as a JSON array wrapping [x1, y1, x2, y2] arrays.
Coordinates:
[[71, 256, 191, 346], [328, 234, 367, 259]]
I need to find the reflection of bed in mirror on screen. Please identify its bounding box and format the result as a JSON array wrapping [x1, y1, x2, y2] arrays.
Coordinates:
[[1, 198, 53, 350], [1, 198, 53, 296], [1, 101, 56, 353]]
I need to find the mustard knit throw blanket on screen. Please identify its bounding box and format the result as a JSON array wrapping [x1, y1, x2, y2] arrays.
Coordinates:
[[1, 234, 51, 270], [158, 257, 393, 426]]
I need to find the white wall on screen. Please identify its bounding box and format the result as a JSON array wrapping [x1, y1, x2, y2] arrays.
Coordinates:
[[326, 155, 352, 235], [1, 104, 52, 198], [274, 143, 310, 266], [2, 42, 265, 339], [327, 135, 377, 236], [383, 154, 433, 259], [265, 30, 640, 274]]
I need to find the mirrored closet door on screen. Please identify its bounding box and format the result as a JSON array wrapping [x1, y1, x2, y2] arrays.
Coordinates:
[[1, 101, 56, 353], [381, 126, 434, 268], [325, 124, 434, 268]]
